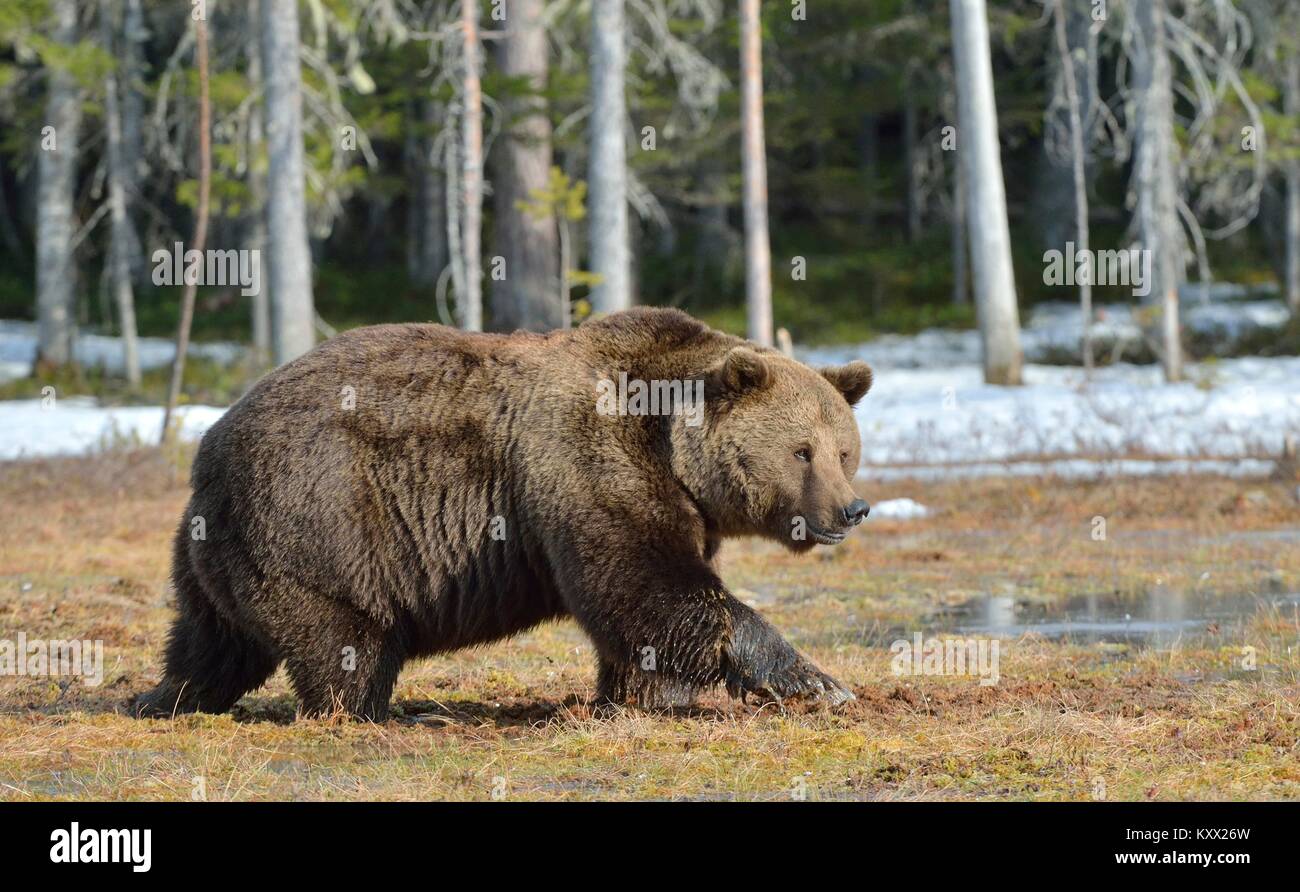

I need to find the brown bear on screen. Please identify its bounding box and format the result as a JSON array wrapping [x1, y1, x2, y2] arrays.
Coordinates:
[[135, 307, 873, 720]]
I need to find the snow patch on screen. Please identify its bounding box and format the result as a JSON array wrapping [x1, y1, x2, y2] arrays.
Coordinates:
[[0, 398, 226, 460], [847, 357, 1300, 468], [1, 302, 1297, 482], [801, 298, 1293, 369], [869, 498, 930, 520], [0, 320, 243, 382]]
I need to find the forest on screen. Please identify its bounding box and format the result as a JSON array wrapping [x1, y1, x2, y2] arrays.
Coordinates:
[[1, 0, 1296, 402]]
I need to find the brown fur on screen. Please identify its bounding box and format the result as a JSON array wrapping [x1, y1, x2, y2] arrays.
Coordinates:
[[135, 308, 872, 719]]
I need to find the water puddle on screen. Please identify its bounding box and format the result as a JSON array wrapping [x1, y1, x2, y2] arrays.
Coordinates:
[[936, 588, 1300, 647]]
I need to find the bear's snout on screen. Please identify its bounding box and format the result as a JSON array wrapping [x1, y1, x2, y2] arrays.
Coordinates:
[[841, 499, 870, 526]]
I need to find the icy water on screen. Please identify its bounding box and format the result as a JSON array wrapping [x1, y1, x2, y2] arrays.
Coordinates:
[[944, 588, 1300, 647]]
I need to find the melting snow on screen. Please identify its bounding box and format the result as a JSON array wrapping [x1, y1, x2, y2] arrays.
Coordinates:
[[1, 301, 1297, 479], [869, 498, 931, 520]]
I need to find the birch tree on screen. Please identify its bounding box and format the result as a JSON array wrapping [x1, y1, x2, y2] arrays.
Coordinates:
[[161, 9, 211, 442], [950, 0, 1022, 385], [35, 0, 83, 369], [943, 74, 968, 306], [951, 155, 967, 304], [1285, 49, 1300, 313], [738, 0, 772, 347], [1130, 0, 1183, 381], [261, 0, 316, 363], [588, 0, 631, 315], [459, 0, 483, 331], [101, 0, 141, 387], [1051, 0, 1093, 371], [492, 0, 560, 331], [246, 2, 271, 369]]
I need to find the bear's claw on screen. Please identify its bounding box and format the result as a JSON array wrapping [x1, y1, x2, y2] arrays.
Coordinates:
[[723, 601, 855, 708], [727, 654, 854, 709]]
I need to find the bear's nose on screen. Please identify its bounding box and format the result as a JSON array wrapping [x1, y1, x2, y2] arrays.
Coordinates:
[[842, 499, 871, 526]]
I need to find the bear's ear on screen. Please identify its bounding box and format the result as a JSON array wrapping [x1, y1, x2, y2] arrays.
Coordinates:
[[709, 347, 772, 398], [820, 361, 873, 406]]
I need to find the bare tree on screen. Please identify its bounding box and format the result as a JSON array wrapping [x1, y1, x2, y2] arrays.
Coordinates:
[[1286, 51, 1300, 313], [35, 0, 83, 369], [588, 0, 631, 315], [950, 0, 1022, 385], [101, 0, 141, 387], [112, 0, 146, 284], [492, 0, 561, 331], [950, 141, 968, 305], [1052, 0, 1093, 371], [161, 11, 211, 442], [406, 97, 447, 291], [459, 0, 484, 331], [245, 1, 271, 370], [940, 62, 968, 305], [1130, 0, 1183, 381], [902, 79, 923, 243], [739, 0, 772, 347], [1034, 0, 1097, 255], [261, 0, 316, 363]]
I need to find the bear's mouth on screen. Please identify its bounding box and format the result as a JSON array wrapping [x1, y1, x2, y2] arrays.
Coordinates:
[[808, 526, 848, 545]]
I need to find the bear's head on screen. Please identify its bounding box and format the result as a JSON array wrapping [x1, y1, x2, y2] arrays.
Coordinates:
[[675, 347, 873, 552]]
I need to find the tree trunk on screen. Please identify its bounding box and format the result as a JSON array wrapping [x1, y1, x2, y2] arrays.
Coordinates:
[[121, 0, 146, 285], [0, 163, 23, 258], [459, 0, 484, 331], [950, 0, 1022, 384], [1131, 0, 1183, 381], [951, 151, 968, 304], [941, 66, 967, 305], [35, 0, 83, 369], [404, 117, 422, 281], [492, 0, 561, 331], [101, 0, 141, 387], [694, 160, 732, 293], [1285, 52, 1300, 314], [1033, 0, 1096, 255], [739, 0, 773, 347], [406, 98, 447, 291], [559, 217, 572, 328], [858, 66, 880, 230], [588, 0, 631, 315], [860, 113, 879, 229], [261, 0, 316, 363], [161, 13, 212, 443], [445, 118, 465, 323], [903, 85, 922, 243], [246, 3, 271, 370], [1054, 0, 1092, 371]]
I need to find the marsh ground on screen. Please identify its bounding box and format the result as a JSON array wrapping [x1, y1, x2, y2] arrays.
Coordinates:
[[1, 450, 1298, 800]]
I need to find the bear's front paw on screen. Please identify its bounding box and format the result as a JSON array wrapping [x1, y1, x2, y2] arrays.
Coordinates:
[[725, 650, 854, 708], [723, 602, 855, 708]]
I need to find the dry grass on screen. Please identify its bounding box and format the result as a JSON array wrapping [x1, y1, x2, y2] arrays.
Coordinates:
[[1, 450, 1298, 800]]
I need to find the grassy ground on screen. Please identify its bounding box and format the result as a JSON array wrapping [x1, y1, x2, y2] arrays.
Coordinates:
[[1, 450, 1298, 801]]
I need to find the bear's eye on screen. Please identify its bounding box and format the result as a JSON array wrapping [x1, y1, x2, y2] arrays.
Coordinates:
[[840, 450, 849, 462], [794, 447, 811, 463]]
